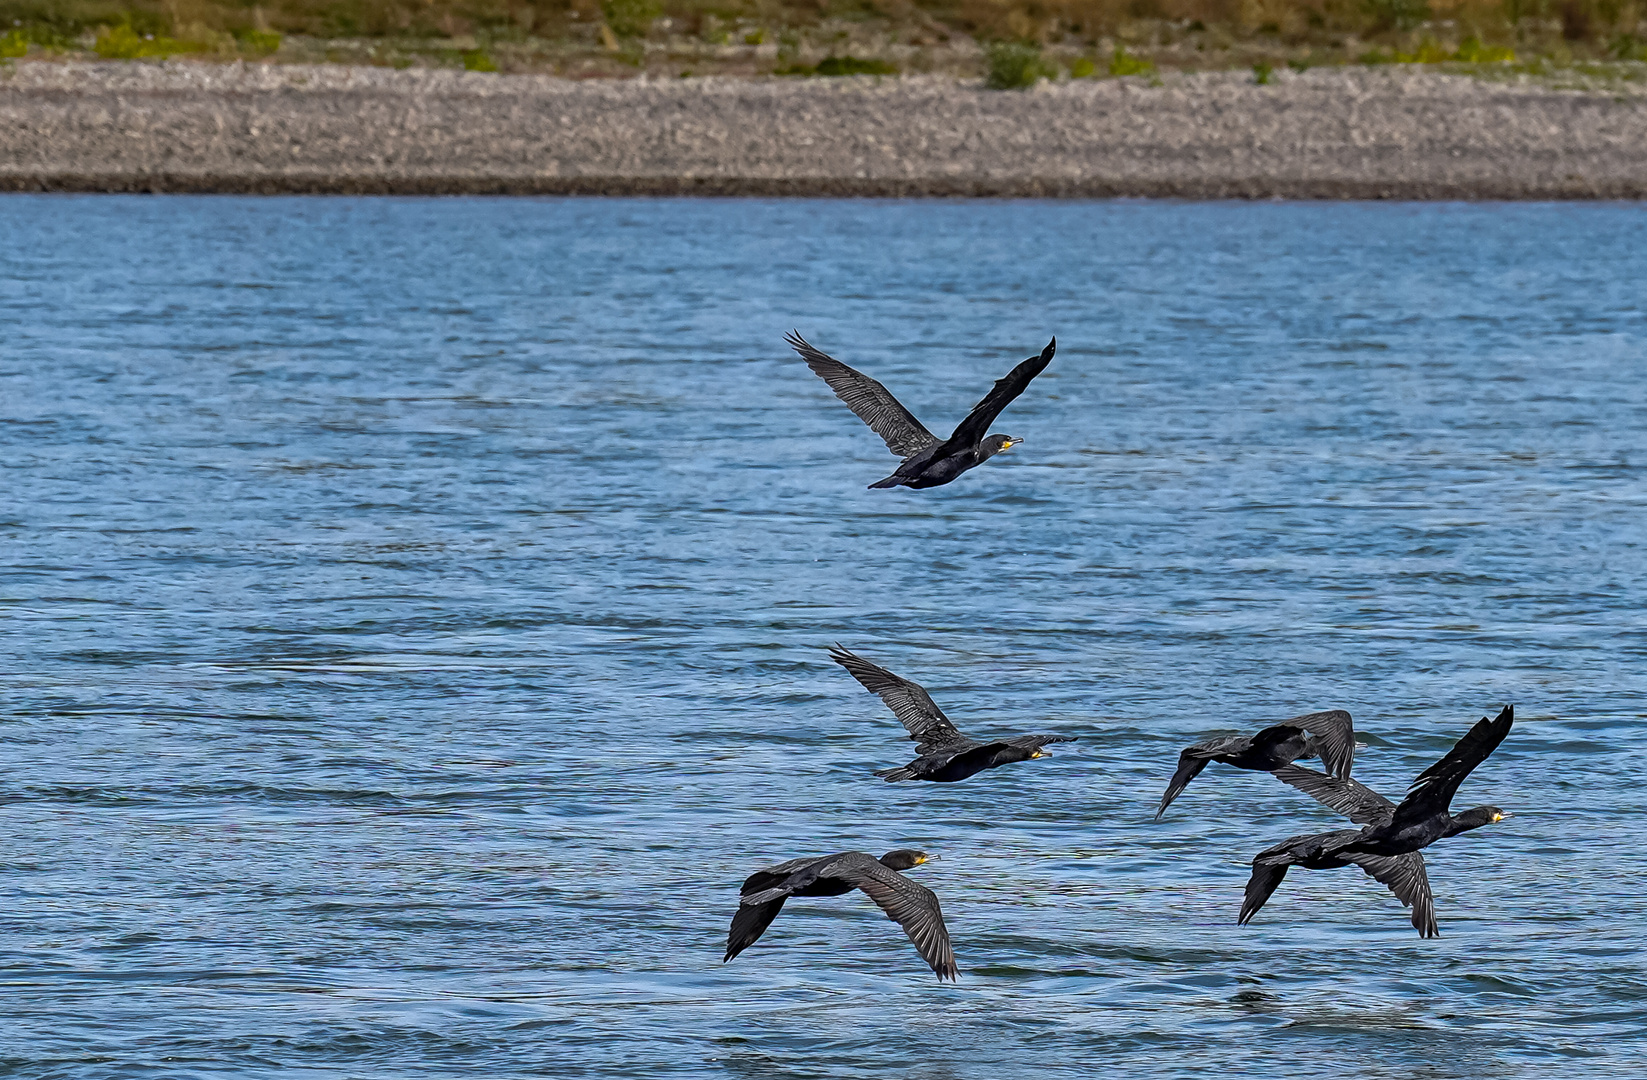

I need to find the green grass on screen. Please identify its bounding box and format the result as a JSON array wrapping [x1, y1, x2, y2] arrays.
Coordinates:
[[601, 0, 660, 39], [1108, 47, 1154, 77], [236, 29, 283, 57], [93, 24, 213, 58], [814, 55, 896, 75], [985, 41, 1053, 89]]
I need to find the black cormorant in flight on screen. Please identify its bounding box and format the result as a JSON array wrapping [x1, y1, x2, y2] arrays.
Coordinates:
[[724, 848, 956, 980], [788, 332, 1054, 489], [1155, 711, 1357, 819], [1239, 705, 1513, 937], [829, 645, 1075, 782]]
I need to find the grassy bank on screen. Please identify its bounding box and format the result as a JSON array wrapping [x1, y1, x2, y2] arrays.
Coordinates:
[[2, 0, 1645, 80]]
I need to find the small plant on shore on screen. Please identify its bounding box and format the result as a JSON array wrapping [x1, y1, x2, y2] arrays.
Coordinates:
[[1252, 60, 1274, 83], [1453, 37, 1516, 62], [94, 25, 209, 59], [1409, 38, 1453, 62], [1613, 34, 1647, 61], [600, 0, 660, 39], [462, 48, 497, 71], [985, 41, 1053, 89], [1, 29, 26, 58], [234, 29, 282, 58], [815, 55, 898, 76], [1108, 47, 1155, 77], [1069, 56, 1096, 78]]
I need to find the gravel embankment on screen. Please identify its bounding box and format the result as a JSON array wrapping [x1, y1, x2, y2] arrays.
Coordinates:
[[3, 61, 1646, 198]]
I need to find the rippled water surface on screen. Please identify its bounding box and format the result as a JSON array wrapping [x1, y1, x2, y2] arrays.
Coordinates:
[[4, 196, 1646, 1078]]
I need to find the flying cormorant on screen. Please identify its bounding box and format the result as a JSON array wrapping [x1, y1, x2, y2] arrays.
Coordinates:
[[787, 332, 1054, 489], [829, 645, 1075, 782], [1239, 705, 1514, 936], [724, 848, 957, 980], [1155, 710, 1357, 819]]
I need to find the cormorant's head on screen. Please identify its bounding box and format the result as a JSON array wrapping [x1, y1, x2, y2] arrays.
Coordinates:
[[990, 744, 1049, 766], [879, 849, 935, 871], [1448, 806, 1510, 835], [982, 434, 1019, 458]]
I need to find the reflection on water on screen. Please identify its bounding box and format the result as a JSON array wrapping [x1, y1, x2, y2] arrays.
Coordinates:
[[2, 196, 1646, 1078]]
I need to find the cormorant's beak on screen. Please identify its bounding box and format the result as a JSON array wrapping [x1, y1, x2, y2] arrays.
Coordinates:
[[1002, 438, 1018, 450], [917, 854, 938, 864], [1030, 749, 1045, 759], [1492, 811, 1510, 822]]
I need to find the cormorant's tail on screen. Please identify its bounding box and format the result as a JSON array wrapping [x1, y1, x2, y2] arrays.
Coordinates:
[[874, 765, 915, 782], [868, 474, 904, 489]]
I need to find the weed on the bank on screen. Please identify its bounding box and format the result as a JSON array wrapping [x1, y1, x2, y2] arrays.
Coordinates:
[[986, 42, 1053, 89]]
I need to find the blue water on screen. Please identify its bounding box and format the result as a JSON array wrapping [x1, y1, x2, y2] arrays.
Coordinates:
[[3, 196, 1646, 1078]]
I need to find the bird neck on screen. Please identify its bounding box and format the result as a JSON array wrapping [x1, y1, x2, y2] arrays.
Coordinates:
[[1442, 810, 1493, 838]]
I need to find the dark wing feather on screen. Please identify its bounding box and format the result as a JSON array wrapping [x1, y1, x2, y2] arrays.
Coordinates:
[[1293, 710, 1357, 780], [1185, 734, 1255, 759], [1394, 705, 1514, 823], [829, 645, 975, 754], [1346, 851, 1437, 937], [942, 338, 1055, 449], [725, 897, 786, 962], [1003, 733, 1078, 750], [728, 853, 836, 963], [1155, 751, 1212, 820], [825, 853, 958, 981], [788, 332, 939, 458], [739, 855, 825, 897], [1238, 860, 1290, 925], [1271, 764, 1396, 827]]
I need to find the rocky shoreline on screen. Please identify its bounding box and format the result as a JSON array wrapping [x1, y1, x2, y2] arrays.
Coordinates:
[[4, 61, 1646, 199]]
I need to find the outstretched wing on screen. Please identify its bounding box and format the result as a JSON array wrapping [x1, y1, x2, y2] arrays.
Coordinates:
[[1394, 705, 1514, 824], [1238, 829, 1361, 926], [829, 645, 975, 754], [725, 897, 786, 962], [1293, 709, 1356, 780], [942, 338, 1055, 449], [1238, 860, 1291, 926], [825, 853, 958, 981], [1153, 734, 1250, 819], [1155, 751, 1212, 820], [1272, 764, 1395, 827], [788, 332, 939, 458], [1346, 851, 1437, 938], [727, 853, 836, 963]]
